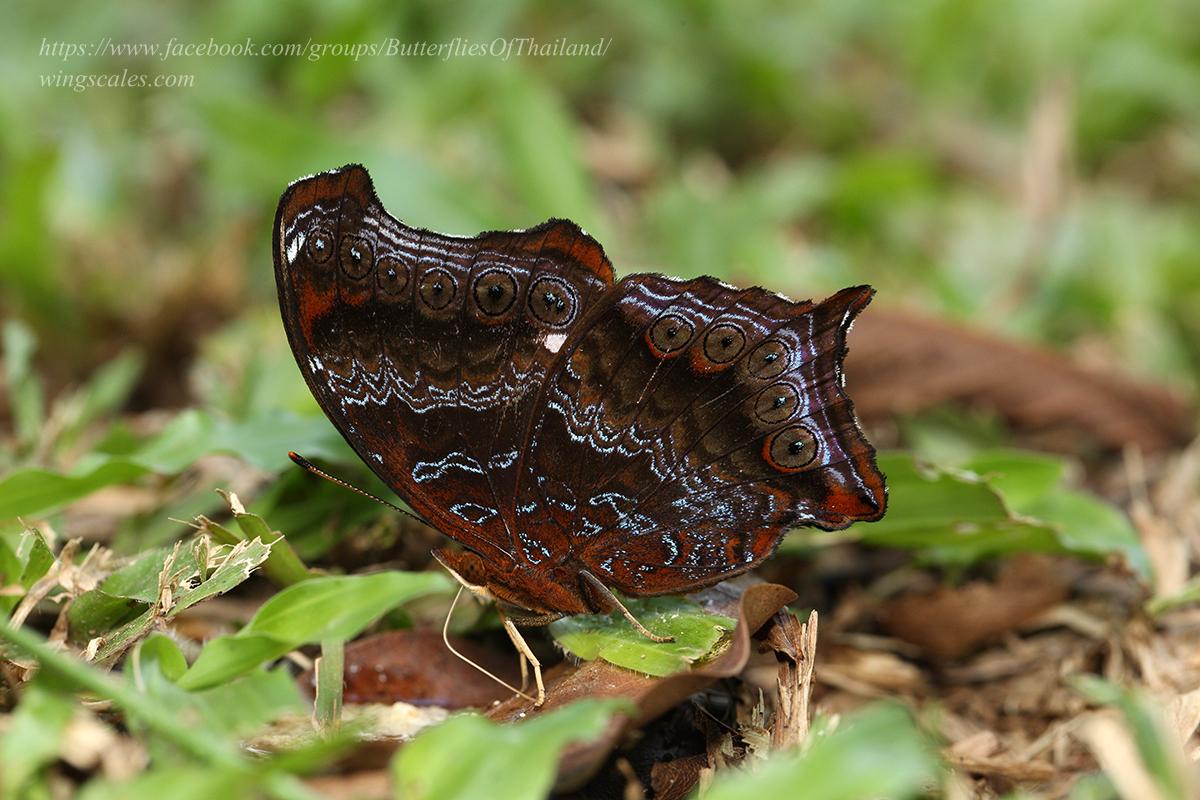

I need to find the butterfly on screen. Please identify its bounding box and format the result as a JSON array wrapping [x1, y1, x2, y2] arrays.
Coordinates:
[[274, 164, 885, 702]]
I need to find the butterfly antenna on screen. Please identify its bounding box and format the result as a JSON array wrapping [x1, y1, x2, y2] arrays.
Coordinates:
[[287, 451, 433, 528]]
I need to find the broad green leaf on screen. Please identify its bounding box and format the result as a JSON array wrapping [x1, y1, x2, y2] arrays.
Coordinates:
[[549, 596, 735, 676], [98, 547, 176, 603], [960, 450, 1066, 509], [835, 452, 1148, 579], [68, 591, 147, 640], [392, 699, 627, 800], [175, 633, 284, 691], [187, 668, 305, 738], [179, 571, 451, 690], [1021, 490, 1149, 580], [704, 704, 940, 800], [69, 545, 189, 638]]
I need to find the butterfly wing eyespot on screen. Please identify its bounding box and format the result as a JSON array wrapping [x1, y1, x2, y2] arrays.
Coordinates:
[[377, 255, 410, 296], [764, 424, 818, 471], [746, 339, 790, 379], [472, 268, 519, 318], [528, 275, 577, 326], [339, 234, 374, 279], [647, 313, 694, 357], [418, 266, 458, 311], [754, 382, 800, 424], [307, 226, 335, 264], [702, 322, 746, 364]]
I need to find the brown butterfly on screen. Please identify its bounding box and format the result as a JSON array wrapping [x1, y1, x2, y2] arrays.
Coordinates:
[[274, 164, 885, 703]]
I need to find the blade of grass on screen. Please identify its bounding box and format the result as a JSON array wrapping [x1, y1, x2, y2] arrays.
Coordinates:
[[314, 638, 344, 731]]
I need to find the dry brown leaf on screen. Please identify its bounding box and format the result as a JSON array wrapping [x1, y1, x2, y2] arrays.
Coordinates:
[[846, 310, 1194, 455], [297, 630, 520, 710], [881, 555, 1072, 660]]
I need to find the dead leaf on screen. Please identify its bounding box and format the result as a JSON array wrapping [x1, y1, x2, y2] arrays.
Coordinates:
[[847, 310, 1194, 455], [880, 555, 1073, 660], [297, 629, 519, 710]]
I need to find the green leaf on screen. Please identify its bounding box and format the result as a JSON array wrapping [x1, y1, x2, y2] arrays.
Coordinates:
[[392, 699, 627, 800], [80, 539, 270, 660], [960, 450, 1066, 509], [135, 634, 188, 683], [0, 459, 152, 522], [549, 596, 735, 676], [187, 668, 305, 739], [837, 452, 1148, 579], [179, 571, 451, 690], [703, 704, 941, 800], [99, 548, 172, 603], [173, 538, 272, 612], [175, 633, 284, 691], [18, 527, 55, 588], [69, 545, 181, 638], [217, 491, 312, 587]]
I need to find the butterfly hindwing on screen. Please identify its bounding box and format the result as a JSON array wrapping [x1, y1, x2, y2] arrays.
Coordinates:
[[520, 279, 885, 595]]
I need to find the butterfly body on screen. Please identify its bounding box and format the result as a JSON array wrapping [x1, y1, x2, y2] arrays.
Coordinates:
[[274, 164, 886, 619]]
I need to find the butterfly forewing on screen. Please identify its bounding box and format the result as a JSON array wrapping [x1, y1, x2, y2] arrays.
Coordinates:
[[274, 165, 613, 564]]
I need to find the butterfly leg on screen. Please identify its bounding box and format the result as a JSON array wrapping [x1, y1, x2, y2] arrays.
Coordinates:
[[579, 571, 674, 643], [497, 609, 545, 707], [440, 586, 537, 705]]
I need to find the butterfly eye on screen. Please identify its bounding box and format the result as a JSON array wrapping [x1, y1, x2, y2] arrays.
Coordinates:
[[703, 323, 746, 364], [528, 275, 577, 327], [418, 267, 457, 310], [377, 255, 410, 296], [648, 313, 694, 356], [747, 339, 790, 379], [339, 235, 373, 279], [754, 383, 799, 424], [307, 226, 335, 264], [473, 269, 518, 317], [766, 424, 818, 470]]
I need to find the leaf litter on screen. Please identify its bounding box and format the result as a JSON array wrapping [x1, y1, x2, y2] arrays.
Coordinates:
[[2, 347, 1200, 799]]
